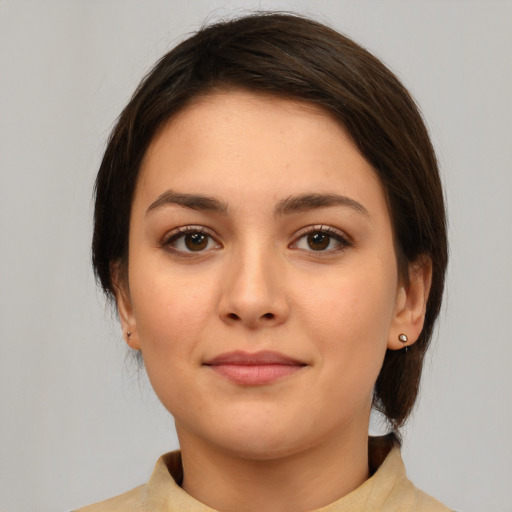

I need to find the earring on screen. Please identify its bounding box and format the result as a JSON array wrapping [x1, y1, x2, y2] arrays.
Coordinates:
[[127, 331, 132, 339], [398, 333, 408, 344]]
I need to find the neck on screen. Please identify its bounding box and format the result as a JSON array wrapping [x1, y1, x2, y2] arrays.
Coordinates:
[[177, 425, 370, 512]]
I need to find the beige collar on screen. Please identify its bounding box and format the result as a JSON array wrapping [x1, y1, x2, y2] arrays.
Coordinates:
[[141, 438, 449, 511], [76, 436, 451, 511]]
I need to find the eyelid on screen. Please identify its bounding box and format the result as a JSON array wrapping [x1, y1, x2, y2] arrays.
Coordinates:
[[289, 224, 353, 251], [160, 225, 222, 254]]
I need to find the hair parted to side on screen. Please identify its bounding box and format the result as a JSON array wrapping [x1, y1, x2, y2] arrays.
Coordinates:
[[92, 12, 448, 433]]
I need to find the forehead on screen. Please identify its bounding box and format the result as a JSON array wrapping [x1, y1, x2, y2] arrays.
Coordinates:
[[136, 89, 384, 213], [144, 89, 349, 162]]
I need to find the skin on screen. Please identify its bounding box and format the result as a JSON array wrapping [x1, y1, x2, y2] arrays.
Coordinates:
[[115, 90, 431, 512]]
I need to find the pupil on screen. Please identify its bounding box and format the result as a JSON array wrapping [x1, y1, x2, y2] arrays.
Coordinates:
[[185, 233, 207, 251], [308, 232, 329, 250]]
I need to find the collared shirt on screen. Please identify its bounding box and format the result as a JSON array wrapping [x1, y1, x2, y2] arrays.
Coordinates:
[[74, 446, 452, 511]]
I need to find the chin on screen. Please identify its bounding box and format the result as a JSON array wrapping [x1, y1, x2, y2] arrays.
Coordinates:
[[208, 415, 323, 462], [220, 435, 305, 461]]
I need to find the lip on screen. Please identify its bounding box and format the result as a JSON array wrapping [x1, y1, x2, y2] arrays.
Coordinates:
[[203, 350, 307, 386]]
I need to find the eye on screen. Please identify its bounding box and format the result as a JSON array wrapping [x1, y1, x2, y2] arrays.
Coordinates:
[[162, 226, 220, 254], [291, 226, 351, 252]]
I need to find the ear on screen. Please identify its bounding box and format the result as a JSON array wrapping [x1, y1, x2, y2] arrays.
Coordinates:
[[388, 256, 433, 350], [111, 261, 141, 351]]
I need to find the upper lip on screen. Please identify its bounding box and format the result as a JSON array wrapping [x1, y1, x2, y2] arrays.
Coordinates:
[[203, 350, 307, 366]]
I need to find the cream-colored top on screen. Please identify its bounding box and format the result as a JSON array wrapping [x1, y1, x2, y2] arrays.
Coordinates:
[[74, 446, 452, 512]]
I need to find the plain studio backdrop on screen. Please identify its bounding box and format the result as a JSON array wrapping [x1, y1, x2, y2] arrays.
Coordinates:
[[0, 1, 511, 511]]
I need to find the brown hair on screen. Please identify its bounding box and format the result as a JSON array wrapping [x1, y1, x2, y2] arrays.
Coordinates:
[[92, 12, 448, 432]]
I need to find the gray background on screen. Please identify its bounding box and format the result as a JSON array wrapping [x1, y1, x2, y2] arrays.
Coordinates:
[[1, 1, 511, 511]]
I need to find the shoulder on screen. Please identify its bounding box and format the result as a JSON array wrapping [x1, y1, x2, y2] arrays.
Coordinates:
[[407, 488, 454, 512], [366, 438, 453, 512], [71, 484, 146, 512], [71, 451, 190, 512], [380, 451, 453, 512]]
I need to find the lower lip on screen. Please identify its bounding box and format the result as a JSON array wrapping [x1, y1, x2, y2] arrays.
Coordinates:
[[208, 364, 304, 386]]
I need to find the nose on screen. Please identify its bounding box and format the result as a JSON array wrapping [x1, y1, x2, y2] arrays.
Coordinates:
[[218, 245, 290, 329]]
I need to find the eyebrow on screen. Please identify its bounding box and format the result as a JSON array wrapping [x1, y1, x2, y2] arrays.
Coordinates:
[[274, 193, 370, 217], [146, 190, 369, 218], [145, 190, 228, 216]]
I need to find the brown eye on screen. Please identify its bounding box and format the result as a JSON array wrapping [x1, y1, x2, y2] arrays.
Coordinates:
[[291, 226, 350, 253], [307, 232, 330, 251], [164, 227, 220, 254], [185, 232, 208, 251]]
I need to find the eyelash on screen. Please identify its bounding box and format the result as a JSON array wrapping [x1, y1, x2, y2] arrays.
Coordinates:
[[161, 226, 221, 256], [160, 224, 352, 256], [290, 225, 352, 253]]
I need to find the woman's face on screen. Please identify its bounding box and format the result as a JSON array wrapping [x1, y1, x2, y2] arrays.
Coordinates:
[[118, 90, 423, 460]]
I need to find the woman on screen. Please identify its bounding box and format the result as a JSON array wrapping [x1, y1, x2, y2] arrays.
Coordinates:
[[78, 12, 450, 511]]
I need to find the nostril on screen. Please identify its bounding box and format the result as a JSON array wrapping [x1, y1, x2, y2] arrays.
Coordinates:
[[224, 311, 276, 323]]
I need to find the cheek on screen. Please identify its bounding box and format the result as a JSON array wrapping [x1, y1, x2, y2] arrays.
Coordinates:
[[127, 268, 219, 410], [295, 260, 397, 378], [129, 262, 219, 356], [300, 261, 396, 336]]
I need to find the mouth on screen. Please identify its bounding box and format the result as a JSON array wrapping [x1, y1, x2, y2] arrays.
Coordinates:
[[203, 350, 308, 386]]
